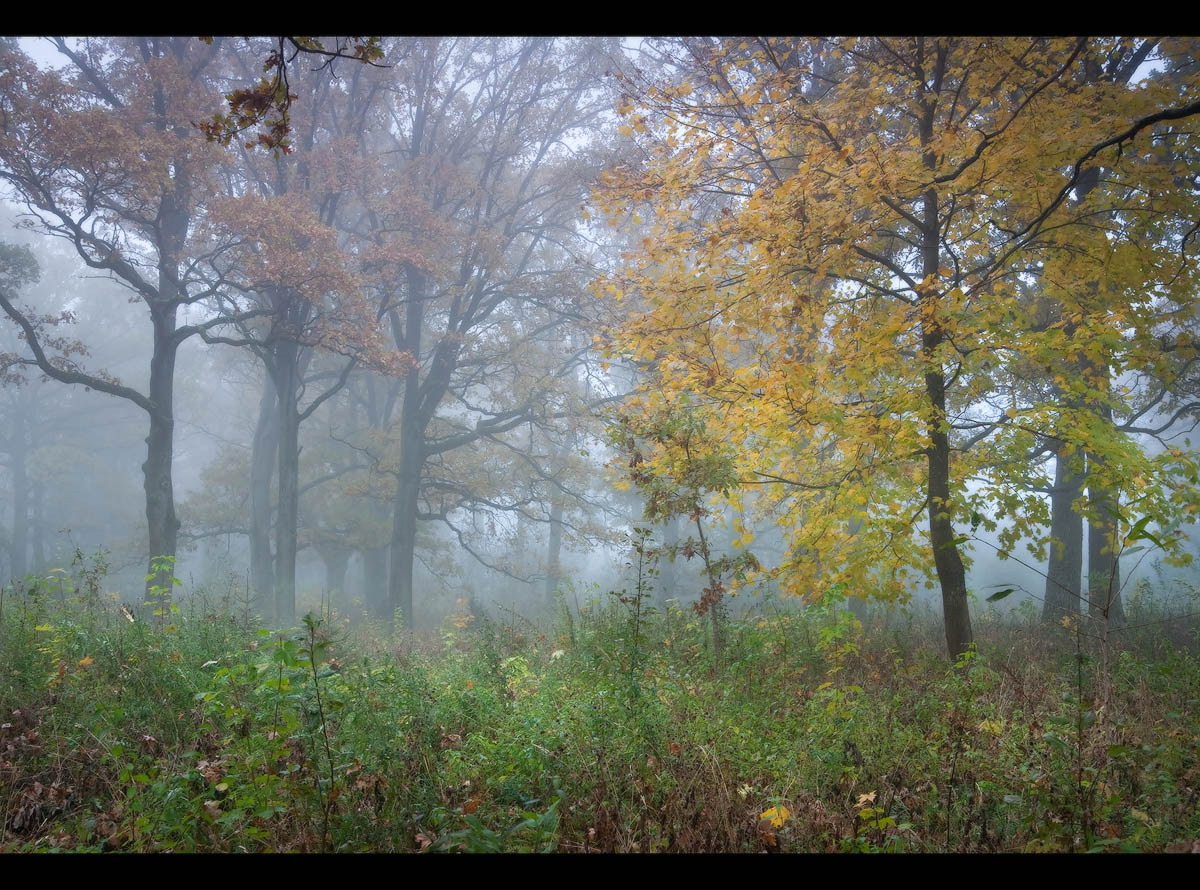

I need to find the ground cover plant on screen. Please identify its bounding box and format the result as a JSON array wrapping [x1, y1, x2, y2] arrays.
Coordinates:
[[2, 556, 1197, 853]]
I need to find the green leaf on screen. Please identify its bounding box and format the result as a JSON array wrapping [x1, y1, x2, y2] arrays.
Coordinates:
[[986, 588, 1015, 602], [939, 536, 970, 550]]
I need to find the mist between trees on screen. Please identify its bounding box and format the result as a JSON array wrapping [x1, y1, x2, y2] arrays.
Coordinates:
[[1, 36, 1199, 657]]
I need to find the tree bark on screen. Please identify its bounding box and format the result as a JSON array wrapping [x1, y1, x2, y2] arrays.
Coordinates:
[[1043, 441, 1084, 620], [918, 49, 973, 660], [143, 305, 181, 596]]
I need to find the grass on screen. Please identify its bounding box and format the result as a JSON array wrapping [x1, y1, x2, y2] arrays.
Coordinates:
[[1, 562, 1198, 853]]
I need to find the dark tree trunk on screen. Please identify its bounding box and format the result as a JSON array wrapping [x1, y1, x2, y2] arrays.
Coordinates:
[[1043, 441, 1084, 620], [919, 65, 972, 659], [250, 373, 279, 617], [143, 305, 181, 595], [924, 355, 973, 661], [142, 141, 192, 595]]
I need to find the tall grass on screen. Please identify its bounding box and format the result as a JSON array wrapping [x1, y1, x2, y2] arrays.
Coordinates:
[[2, 561, 1198, 852]]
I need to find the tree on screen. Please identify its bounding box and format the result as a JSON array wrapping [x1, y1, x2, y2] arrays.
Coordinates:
[[198, 193, 405, 625], [597, 37, 1200, 658], [0, 38, 254, 591], [334, 37, 617, 629]]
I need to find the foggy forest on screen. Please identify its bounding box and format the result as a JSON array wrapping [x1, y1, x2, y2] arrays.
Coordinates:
[[1, 36, 1199, 853]]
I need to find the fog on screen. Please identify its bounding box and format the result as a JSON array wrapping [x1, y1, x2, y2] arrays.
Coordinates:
[[1, 36, 1197, 640]]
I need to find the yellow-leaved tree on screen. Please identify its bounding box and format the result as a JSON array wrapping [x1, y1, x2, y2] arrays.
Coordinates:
[[597, 37, 1200, 658]]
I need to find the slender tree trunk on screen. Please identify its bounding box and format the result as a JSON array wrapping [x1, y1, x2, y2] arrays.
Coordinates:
[[250, 373, 279, 617], [924, 355, 973, 661], [1043, 441, 1084, 620], [918, 48, 972, 660]]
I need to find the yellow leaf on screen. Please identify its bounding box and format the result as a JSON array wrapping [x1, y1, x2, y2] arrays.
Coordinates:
[[760, 806, 791, 827], [78, 656, 94, 667]]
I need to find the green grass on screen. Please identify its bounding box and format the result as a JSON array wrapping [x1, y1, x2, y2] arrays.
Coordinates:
[[2, 569, 1198, 852]]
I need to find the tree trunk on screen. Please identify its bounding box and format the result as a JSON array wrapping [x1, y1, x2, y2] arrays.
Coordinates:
[[918, 51, 972, 660], [250, 372, 279, 617], [143, 307, 181, 595], [1043, 441, 1084, 620], [925, 364, 973, 661]]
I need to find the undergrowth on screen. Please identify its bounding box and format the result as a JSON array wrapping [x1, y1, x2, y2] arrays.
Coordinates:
[[1, 561, 1198, 852]]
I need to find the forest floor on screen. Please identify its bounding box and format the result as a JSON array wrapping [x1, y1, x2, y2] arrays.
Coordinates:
[[2, 569, 1198, 853]]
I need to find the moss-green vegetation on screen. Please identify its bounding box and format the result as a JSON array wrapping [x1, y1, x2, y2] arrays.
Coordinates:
[[2, 564, 1198, 852]]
